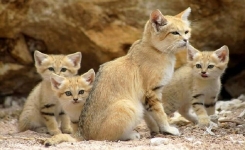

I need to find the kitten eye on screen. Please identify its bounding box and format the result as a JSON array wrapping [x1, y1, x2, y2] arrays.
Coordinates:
[[196, 64, 202, 68], [61, 68, 67, 72], [185, 30, 189, 34], [79, 90, 84, 95], [208, 65, 214, 69], [65, 91, 72, 96], [48, 67, 54, 71], [171, 31, 179, 35]]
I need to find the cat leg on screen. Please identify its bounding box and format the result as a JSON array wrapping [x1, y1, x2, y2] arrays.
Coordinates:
[[145, 91, 180, 136], [144, 113, 159, 136], [40, 104, 62, 135], [191, 94, 210, 127], [95, 100, 141, 141], [178, 104, 198, 124], [204, 97, 217, 116], [44, 134, 77, 147], [59, 111, 73, 134]]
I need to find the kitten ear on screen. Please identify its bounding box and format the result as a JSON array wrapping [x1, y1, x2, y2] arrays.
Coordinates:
[[50, 73, 66, 90], [187, 44, 199, 61], [34, 50, 49, 66], [175, 7, 191, 22], [66, 52, 82, 67], [214, 45, 229, 62], [81, 69, 95, 85], [150, 9, 167, 32]]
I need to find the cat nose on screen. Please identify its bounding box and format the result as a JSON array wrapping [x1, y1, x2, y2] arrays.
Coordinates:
[[201, 71, 206, 74], [73, 99, 78, 102], [183, 39, 188, 42]]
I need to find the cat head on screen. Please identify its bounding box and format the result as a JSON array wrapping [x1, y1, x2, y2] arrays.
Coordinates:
[[187, 45, 229, 80], [144, 8, 191, 53], [50, 69, 95, 105], [34, 50, 82, 80]]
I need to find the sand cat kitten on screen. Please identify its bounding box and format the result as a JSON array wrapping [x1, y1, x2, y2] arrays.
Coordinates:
[[50, 69, 95, 132], [18, 50, 82, 135], [43, 69, 95, 146], [162, 45, 229, 127], [77, 8, 191, 141]]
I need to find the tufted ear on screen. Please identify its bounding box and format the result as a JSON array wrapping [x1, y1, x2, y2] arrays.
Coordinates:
[[214, 45, 229, 62], [50, 73, 66, 91], [66, 52, 82, 67], [150, 9, 168, 32], [81, 69, 95, 85], [187, 44, 199, 61], [175, 7, 191, 22], [34, 50, 49, 66]]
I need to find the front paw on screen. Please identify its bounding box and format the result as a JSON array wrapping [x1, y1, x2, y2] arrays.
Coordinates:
[[61, 126, 73, 134], [160, 126, 180, 136], [198, 116, 210, 127], [48, 129, 62, 135]]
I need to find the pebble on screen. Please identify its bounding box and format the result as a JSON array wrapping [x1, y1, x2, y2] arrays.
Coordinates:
[[150, 137, 169, 146]]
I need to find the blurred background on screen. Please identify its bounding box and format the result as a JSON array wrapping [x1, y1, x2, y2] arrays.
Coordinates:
[[0, 0, 245, 105]]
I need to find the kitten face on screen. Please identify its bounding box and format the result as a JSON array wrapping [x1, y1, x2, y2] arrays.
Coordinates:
[[187, 45, 229, 80], [34, 51, 82, 80], [147, 8, 191, 53], [50, 69, 95, 105]]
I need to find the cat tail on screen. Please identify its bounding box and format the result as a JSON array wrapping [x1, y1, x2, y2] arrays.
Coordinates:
[[44, 133, 82, 146]]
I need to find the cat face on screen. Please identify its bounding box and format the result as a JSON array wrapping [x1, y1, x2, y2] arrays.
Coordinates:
[[187, 45, 229, 80], [145, 8, 191, 53], [50, 69, 95, 105], [34, 50, 82, 80]]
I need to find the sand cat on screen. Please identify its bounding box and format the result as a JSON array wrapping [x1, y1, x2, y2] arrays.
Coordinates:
[[77, 7, 191, 141], [162, 45, 229, 127], [18, 50, 82, 135], [50, 69, 95, 132]]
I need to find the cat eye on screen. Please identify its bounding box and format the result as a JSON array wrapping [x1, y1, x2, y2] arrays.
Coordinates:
[[61, 68, 67, 72], [171, 31, 179, 35], [79, 90, 84, 94], [185, 30, 189, 34], [65, 91, 72, 96], [48, 67, 54, 71], [196, 64, 202, 68], [208, 65, 214, 69]]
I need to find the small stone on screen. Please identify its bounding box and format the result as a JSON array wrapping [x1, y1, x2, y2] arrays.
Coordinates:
[[150, 138, 169, 146]]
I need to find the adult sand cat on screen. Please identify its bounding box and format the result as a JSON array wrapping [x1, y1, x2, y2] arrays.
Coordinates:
[[162, 45, 229, 127], [78, 7, 191, 141], [50, 69, 95, 132], [19, 50, 82, 135]]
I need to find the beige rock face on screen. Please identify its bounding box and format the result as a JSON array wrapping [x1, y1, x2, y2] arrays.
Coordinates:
[[0, 0, 244, 98]]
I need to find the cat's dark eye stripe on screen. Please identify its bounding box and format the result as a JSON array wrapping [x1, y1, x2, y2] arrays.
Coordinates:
[[48, 67, 54, 71], [185, 30, 189, 34], [208, 65, 214, 69], [79, 90, 84, 94], [171, 31, 179, 35], [61, 68, 67, 72], [196, 64, 202, 68], [65, 91, 72, 96]]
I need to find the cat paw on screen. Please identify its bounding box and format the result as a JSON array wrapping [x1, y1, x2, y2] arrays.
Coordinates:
[[48, 129, 62, 135], [160, 126, 180, 136], [129, 130, 141, 140], [198, 116, 210, 128], [44, 138, 56, 147], [61, 126, 73, 134]]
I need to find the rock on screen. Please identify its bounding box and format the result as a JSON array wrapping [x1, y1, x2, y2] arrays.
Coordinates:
[[150, 137, 169, 146], [0, 0, 245, 98]]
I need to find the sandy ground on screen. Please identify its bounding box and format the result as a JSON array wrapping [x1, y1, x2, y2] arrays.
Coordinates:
[[0, 98, 245, 150]]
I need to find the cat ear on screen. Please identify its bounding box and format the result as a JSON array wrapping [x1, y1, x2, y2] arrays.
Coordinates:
[[150, 9, 167, 32], [66, 52, 82, 67], [81, 69, 95, 85], [187, 44, 199, 61], [175, 7, 191, 22], [50, 73, 66, 90], [214, 45, 229, 62], [34, 50, 49, 66]]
